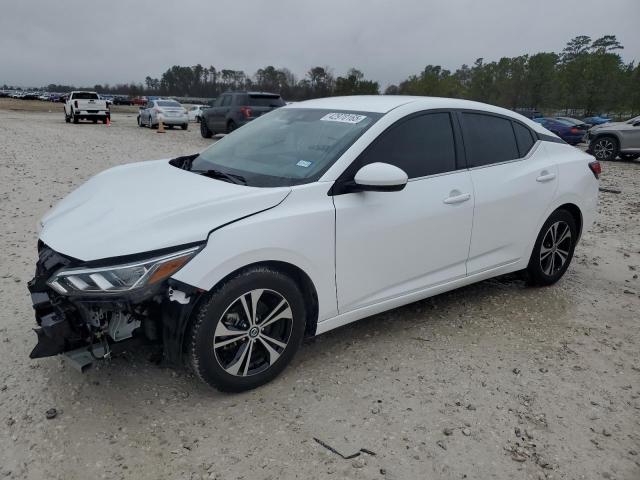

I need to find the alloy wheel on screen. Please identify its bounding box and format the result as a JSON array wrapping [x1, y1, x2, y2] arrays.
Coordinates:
[[213, 289, 293, 377], [539, 221, 572, 276], [593, 139, 614, 160]]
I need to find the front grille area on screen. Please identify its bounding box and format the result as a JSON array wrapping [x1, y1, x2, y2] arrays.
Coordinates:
[[28, 244, 86, 357]]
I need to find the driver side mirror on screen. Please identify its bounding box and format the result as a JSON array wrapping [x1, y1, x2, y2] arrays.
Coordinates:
[[351, 162, 408, 192], [633, 121, 640, 127]]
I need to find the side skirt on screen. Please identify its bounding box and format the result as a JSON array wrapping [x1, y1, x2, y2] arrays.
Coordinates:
[[315, 260, 521, 335]]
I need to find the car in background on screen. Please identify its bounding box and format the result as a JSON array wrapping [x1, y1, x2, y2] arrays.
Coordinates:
[[187, 105, 205, 122], [137, 98, 188, 130], [587, 115, 640, 161], [113, 95, 132, 105], [38, 93, 50, 101], [555, 116, 592, 130], [131, 97, 147, 106], [513, 108, 542, 119], [48, 93, 62, 102], [100, 94, 114, 106], [583, 116, 610, 126], [533, 117, 585, 145], [0, 91, 9, 98], [64, 91, 110, 124], [200, 91, 285, 137]]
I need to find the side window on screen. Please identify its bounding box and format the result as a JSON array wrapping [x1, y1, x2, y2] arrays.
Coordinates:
[[359, 112, 457, 179], [513, 122, 536, 157], [221, 95, 231, 107], [461, 113, 519, 167], [234, 95, 247, 105]]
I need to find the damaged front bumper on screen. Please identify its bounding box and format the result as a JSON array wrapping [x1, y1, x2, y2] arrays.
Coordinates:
[[27, 243, 203, 370]]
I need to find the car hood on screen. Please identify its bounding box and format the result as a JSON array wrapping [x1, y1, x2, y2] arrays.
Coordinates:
[[39, 159, 290, 261]]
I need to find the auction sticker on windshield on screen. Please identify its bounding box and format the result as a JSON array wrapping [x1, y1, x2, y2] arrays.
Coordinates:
[[320, 113, 367, 124]]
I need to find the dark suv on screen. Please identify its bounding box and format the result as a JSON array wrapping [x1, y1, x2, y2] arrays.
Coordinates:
[[200, 91, 285, 137]]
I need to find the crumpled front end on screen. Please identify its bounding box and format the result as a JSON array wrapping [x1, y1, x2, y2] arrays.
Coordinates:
[[27, 242, 201, 370]]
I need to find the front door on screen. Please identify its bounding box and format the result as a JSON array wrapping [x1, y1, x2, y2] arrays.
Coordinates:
[[333, 111, 474, 313]]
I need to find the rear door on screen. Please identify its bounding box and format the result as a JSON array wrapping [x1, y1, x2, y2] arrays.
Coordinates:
[[333, 111, 474, 312], [460, 111, 558, 274]]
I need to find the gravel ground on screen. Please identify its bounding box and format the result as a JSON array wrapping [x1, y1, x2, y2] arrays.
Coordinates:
[[1, 105, 639, 480]]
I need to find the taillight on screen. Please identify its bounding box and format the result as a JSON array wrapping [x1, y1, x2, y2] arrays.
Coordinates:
[[588, 160, 601, 179], [570, 127, 579, 134], [240, 106, 252, 118], [74, 100, 78, 108]]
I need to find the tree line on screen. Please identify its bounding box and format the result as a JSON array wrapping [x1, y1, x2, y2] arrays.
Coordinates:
[[5, 35, 637, 115]]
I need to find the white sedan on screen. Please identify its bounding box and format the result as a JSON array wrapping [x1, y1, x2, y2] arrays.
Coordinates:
[[187, 104, 206, 122], [137, 99, 188, 130], [29, 96, 599, 392]]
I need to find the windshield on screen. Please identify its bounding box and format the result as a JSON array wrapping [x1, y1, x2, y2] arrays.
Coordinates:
[[157, 100, 181, 107], [626, 116, 640, 124], [190, 108, 381, 187]]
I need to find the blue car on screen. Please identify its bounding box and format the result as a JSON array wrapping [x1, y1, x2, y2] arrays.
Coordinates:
[[533, 118, 585, 145], [583, 116, 610, 126]]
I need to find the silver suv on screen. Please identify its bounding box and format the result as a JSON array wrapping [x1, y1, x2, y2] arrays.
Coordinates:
[[588, 116, 640, 161]]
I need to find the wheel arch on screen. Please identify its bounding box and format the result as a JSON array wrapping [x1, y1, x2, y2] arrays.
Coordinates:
[[590, 131, 621, 146], [556, 203, 583, 241], [188, 260, 320, 339]]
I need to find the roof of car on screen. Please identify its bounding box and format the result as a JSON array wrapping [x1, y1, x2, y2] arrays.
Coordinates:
[[285, 95, 549, 133]]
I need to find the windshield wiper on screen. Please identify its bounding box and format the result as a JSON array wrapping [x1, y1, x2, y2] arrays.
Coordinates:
[[192, 169, 247, 185]]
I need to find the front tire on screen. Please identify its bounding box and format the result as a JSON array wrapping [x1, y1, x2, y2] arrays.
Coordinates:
[[200, 118, 213, 138], [186, 268, 306, 392], [181, 123, 188, 130], [591, 136, 619, 161], [525, 209, 577, 286]]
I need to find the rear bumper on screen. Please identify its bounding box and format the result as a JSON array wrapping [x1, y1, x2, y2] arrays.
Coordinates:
[[158, 116, 187, 125]]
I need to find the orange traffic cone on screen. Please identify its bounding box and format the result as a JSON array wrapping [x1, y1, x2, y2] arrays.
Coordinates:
[[157, 118, 165, 133]]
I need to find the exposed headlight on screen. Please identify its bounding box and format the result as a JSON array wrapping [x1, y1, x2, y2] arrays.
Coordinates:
[[47, 246, 199, 295]]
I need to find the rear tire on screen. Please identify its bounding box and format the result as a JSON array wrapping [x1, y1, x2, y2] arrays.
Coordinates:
[[73, 113, 79, 124], [226, 120, 237, 133], [525, 209, 577, 286], [200, 118, 213, 138], [65, 113, 70, 123], [186, 268, 306, 392], [591, 136, 618, 161]]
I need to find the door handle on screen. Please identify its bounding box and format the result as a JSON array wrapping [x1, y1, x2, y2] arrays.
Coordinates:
[[443, 193, 471, 205], [536, 172, 556, 183]]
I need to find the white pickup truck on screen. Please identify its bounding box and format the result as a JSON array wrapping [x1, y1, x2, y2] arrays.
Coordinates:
[[64, 91, 110, 124]]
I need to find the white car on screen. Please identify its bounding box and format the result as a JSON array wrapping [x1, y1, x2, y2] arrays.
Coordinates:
[[187, 104, 206, 122], [28, 96, 599, 391], [64, 91, 110, 124], [137, 99, 189, 130]]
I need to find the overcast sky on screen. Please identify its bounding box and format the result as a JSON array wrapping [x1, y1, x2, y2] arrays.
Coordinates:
[[1, 0, 639, 88]]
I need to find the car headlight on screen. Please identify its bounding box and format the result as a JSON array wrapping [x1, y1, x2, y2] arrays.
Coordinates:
[[47, 246, 200, 295]]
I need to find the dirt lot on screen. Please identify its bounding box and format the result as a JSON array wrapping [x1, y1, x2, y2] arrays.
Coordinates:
[[1, 101, 639, 480]]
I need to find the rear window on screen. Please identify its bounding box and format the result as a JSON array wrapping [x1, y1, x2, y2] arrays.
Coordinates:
[[513, 122, 536, 156], [247, 94, 285, 107], [73, 92, 99, 100], [157, 101, 181, 107], [461, 113, 520, 167]]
